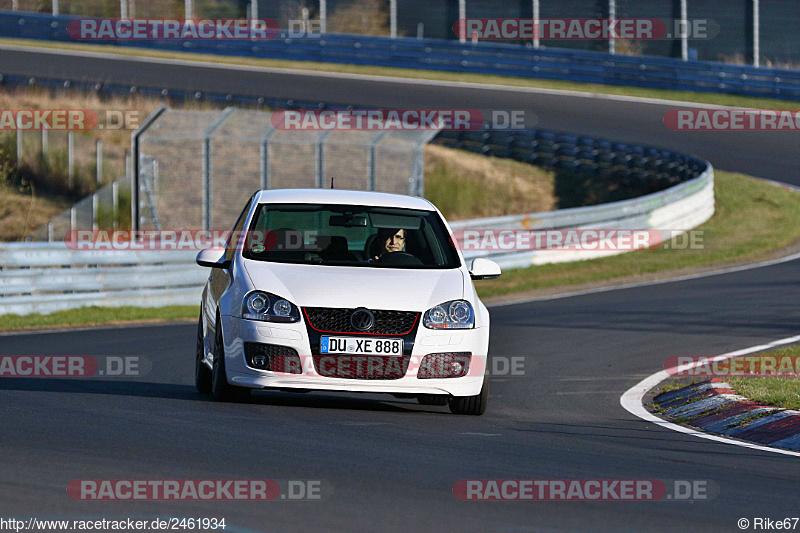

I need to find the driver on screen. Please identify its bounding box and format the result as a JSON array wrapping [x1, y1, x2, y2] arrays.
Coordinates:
[[371, 228, 406, 260]]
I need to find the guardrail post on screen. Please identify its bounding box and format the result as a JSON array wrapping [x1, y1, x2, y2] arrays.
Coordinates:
[[458, 0, 466, 43], [390, 0, 397, 38], [52, 0, 59, 16], [47, 222, 53, 242], [320, 0, 327, 33], [112, 181, 119, 230], [368, 131, 388, 191], [249, 0, 257, 27], [410, 145, 424, 196], [532, 0, 540, 47], [184, 0, 192, 19], [131, 104, 166, 231], [41, 129, 48, 155], [68, 131, 74, 190], [608, 0, 615, 54], [260, 124, 276, 190], [201, 107, 236, 231], [680, 0, 688, 61], [121, 0, 128, 19], [316, 130, 332, 188], [753, 0, 760, 67], [11, 0, 18, 11], [70, 206, 76, 234], [96, 140, 103, 185], [16, 130, 22, 162], [92, 193, 98, 231]]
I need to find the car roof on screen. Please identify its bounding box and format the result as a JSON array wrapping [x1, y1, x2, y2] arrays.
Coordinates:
[[253, 188, 436, 211]]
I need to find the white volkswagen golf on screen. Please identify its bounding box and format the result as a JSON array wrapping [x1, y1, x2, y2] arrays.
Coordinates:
[[195, 189, 500, 415]]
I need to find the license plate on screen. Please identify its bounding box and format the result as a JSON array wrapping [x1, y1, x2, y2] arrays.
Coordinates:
[[320, 336, 403, 355]]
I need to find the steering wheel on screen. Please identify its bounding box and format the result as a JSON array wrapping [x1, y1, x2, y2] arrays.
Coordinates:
[[376, 251, 423, 266]]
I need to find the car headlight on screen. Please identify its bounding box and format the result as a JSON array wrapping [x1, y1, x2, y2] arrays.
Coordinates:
[[423, 300, 475, 329], [242, 291, 300, 323]]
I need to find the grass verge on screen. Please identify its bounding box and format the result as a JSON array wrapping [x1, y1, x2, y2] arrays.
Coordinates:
[[729, 345, 800, 411], [0, 184, 68, 240], [425, 144, 555, 220], [476, 169, 800, 299], [0, 305, 199, 331], [0, 37, 797, 110]]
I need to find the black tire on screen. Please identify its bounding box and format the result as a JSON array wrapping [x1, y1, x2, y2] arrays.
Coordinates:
[[417, 395, 449, 406], [195, 313, 212, 394], [211, 317, 250, 403], [449, 370, 489, 415]]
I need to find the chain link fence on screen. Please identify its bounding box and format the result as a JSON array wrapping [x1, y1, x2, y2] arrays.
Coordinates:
[[134, 107, 437, 231], [9, 127, 129, 242], [25, 105, 440, 240]]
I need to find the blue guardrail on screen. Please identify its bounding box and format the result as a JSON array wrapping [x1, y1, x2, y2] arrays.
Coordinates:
[[1, 9, 800, 101]]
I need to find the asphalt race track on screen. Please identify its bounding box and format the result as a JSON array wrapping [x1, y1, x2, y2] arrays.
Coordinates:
[[0, 46, 798, 184], [1, 45, 799, 531]]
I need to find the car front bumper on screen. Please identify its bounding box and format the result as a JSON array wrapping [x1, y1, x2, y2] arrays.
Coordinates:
[[221, 316, 489, 396]]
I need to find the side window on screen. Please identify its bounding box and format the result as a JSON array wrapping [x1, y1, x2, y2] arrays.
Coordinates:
[[225, 198, 253, 261]]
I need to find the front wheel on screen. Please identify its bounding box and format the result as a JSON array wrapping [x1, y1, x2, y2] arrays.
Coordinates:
[[449, 370, 489, 415], [211, 318, 250, 403]]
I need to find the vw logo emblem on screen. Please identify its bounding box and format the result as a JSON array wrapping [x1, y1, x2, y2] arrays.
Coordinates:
[[350, 308, 375, 331]]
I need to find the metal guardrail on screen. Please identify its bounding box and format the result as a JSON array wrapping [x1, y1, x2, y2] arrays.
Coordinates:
[[1, 10, 799, 101], [450, 163, 714, 268], [434, 127, 714, 268], [0, 157, 713, 316], [0, 245, 204, 315]]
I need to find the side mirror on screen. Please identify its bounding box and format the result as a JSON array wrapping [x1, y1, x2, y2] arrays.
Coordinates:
[[469, 258, 501, 280], [196, 247, 230, 269]]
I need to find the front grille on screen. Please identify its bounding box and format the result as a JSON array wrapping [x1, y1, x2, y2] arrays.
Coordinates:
[[303, 307, 419, 335], [312, 354, 410, 379], [244, 342, 302, 373]]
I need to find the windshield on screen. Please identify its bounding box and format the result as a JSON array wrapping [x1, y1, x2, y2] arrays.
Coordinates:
[[240, 203, 461, 269]]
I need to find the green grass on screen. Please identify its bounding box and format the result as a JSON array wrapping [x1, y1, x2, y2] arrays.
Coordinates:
[[476, 170, 800, 298], [1, 37, 798, 110], [424, 144, 555, 220], [729, 345, 800, 410], [659, 380, 700, 394], [0, 305, 199, 331]]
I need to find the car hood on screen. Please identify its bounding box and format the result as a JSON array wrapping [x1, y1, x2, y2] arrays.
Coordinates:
[[242, 260, 464, 311]]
